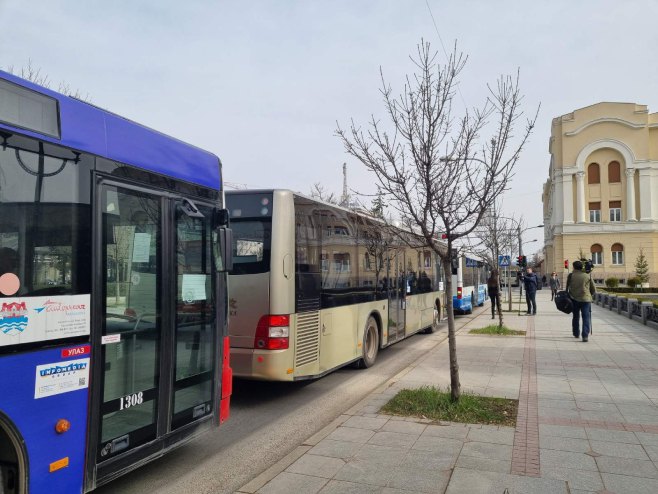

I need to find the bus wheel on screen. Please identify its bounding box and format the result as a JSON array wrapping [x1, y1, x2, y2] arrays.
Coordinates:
[[0, 418, 26, 494], [360, 316, 379, 368]]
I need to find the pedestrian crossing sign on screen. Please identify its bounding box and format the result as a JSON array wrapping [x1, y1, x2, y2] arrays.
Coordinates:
[[498, 255, 511, 267]]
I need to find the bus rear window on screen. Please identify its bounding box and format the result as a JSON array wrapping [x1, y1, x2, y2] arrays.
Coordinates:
[[230, 219, 271, 275]]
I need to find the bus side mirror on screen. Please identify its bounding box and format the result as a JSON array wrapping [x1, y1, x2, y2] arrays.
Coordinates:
[[214, 208, 230, 228], [215, 227, 233, 272]]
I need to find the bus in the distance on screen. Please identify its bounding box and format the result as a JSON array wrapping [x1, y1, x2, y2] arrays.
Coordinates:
[[0, 70, 233, 493], [226, 190, 446, 381], [452, 254, 488, 314]]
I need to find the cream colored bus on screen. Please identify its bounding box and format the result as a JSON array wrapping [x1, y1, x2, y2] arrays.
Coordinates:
[[226, 190, 446, 381]]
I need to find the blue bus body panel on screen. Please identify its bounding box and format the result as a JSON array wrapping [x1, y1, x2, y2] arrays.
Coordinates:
[[477, 285, 487, 306], [0, 70, 221, 191], [452, 295, 472, 313], [0, 345, 90, 494]]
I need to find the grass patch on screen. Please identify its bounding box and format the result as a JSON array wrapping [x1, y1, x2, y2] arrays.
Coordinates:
[[381, 386, 517, 426], [469, 325, 526, 336]]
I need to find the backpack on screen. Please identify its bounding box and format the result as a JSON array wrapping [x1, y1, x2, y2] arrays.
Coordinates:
[[554, 290, 573, 314]]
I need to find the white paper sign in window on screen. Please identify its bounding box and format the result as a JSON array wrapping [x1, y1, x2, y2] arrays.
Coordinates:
[[181, 274, 207, 303], [132, 233, 151, 263]]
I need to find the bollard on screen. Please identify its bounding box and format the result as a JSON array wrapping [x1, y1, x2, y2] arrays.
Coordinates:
[[627, 299, 638, 319], [609, 295, 617, 311], [641, 301, 653, 325]]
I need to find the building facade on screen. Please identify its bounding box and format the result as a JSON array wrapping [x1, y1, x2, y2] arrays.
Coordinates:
[[542, 102, 658, 286]]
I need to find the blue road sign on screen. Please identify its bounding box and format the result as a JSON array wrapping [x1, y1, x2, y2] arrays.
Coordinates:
[[498, 255, 511, 267], [465, 257, 477, 267]]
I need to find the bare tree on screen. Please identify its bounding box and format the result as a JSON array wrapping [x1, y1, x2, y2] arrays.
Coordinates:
[[470, 209, 523, 327], [309, 183, 339, 204], [336, 40, 537, 401], [5, 59, 91, 101]]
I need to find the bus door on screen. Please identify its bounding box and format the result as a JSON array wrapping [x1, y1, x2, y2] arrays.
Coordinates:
[[387, 249, 406, 342], [92, 181, 218, 482]]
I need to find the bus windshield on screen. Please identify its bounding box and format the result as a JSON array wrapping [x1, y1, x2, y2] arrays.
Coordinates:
[[229, 219, 271, 275]]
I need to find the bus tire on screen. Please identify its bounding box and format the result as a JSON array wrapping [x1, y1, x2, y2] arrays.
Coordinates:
[[424, 300, 441, 334], [359, 316, 379, 368]]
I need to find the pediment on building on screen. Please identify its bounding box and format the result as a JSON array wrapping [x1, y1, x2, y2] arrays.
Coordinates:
[[565, 117, 645, 136]]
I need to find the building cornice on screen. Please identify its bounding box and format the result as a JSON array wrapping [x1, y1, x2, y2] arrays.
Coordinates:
[[560, 221, 658, 235], [565, 118, 646, 136]]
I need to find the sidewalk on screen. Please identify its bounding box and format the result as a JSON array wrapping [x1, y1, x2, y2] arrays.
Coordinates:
[[238, 290, 658, 494]]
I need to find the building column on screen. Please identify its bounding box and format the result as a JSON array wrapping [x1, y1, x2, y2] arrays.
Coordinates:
[[625, 168, 636, 221], [553, 173, 563, 225], [562, 172, 574, 224], [575, 171, 586, 223], [638, 168, 654, 221]]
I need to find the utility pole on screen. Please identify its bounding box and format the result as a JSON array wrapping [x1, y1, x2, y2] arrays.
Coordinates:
[[340, 162, 349, 207], [518, 225, 523, 297]]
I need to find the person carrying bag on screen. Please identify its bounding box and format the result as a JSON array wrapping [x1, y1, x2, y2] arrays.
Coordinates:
[[566, 260, 596, 342]]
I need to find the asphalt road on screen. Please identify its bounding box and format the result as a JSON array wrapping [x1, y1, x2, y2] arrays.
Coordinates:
[[95, 315, 476, 494]]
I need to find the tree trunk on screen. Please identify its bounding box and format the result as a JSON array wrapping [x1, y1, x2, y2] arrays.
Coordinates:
[[497, 291, 504, 328], [442, 257, 461, 402]]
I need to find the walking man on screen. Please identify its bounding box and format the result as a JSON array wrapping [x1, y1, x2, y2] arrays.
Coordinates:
[[487, 269, 502, 320], [521, 267, 538, 315], [549, 272, 560, 301], [567, 260, 596, 342]]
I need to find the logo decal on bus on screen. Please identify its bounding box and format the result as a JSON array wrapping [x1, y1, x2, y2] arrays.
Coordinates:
[[0, 301, 28, 335], [35, 298, 87, 316]]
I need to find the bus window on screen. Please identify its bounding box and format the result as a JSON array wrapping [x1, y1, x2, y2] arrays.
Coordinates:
[[229, 219, 272, 275], [0, 137, 92, 316], [173, 204, 216, 429]]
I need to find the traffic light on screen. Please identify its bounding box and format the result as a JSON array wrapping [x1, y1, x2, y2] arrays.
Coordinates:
[[564, 259, 569, 269], [522, 255, 527, 268], [516, 255, 523, 266]]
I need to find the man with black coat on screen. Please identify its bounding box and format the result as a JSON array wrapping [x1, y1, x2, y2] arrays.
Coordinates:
[[521, 267, 539, 315], [567, 260, 596, 342]]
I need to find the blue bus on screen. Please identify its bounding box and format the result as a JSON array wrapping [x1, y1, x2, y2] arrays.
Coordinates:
[[0, 71, 233, 493], [452, 254, 487, 314]]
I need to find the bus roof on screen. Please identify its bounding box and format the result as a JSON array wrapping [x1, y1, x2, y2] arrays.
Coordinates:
[[226, 188, 448, 252], [0, 70, 221, 190]]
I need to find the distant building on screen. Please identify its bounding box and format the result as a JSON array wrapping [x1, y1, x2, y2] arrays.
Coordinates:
[[542, 102, 658, 286]]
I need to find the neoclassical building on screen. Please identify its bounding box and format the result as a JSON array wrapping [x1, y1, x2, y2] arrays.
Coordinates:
[[542, 102, 658, 285]]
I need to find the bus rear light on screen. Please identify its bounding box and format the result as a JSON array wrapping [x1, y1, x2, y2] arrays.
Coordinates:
[[254, 315, 290, 350], [457, 287, 463, 299]]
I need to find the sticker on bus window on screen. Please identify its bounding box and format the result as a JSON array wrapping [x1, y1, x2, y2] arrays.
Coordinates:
[[0, 294, 90, 347], [101, 334, 121, 345], [34, 357, 90, 399]]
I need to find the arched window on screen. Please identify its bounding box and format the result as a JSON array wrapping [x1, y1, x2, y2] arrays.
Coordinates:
[[608, 161, 621, 183], [590, 244, 603, 265], [611, 243, 624, 265], [587, 163, 600, 184]]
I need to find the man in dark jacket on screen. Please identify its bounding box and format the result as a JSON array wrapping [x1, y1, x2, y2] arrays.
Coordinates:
[[567, 260, 596, 342], [521, 267, 538, 315]]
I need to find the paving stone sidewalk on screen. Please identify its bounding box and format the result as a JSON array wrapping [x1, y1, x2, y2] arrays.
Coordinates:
[[238, 290, 658, 494]]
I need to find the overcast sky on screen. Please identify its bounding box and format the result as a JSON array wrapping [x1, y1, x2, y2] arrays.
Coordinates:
[[2, 0, 657, 254]]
